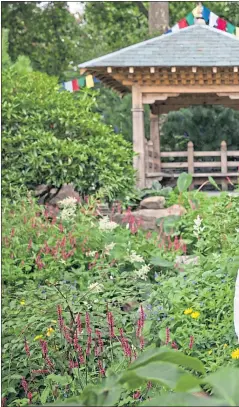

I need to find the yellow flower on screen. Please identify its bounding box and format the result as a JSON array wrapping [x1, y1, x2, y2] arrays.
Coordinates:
[[223, 344, 228, 348], [51, 320, 57, 324], [191, 311, 200, 319], [208, 350, 212, 355], [231, 348, 239, 359], [46, 327, 55, 337], [20, 300, 25, 306], [184, 308, 193, 315], [34, 335, 43, 341]]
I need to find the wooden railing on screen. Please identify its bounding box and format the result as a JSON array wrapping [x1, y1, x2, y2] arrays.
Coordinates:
[[145, 140, 239, 189]]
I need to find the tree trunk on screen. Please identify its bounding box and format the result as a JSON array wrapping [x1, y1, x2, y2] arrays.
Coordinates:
[[148, 2, 169, 34]]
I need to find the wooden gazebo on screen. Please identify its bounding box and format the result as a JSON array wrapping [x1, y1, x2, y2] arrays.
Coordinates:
[[79, 23, 239, 190]]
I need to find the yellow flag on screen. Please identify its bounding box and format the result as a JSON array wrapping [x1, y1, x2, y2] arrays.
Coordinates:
[[236, 27, 239, 37], [86, 75, 94, 88], [192, 4, 203, 18]]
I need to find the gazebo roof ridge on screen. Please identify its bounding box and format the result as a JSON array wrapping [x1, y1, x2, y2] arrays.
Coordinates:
[[79, 24, 239, 69]]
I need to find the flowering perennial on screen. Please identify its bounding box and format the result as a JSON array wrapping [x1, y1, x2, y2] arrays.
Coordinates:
[[99, 216, 118, 231]]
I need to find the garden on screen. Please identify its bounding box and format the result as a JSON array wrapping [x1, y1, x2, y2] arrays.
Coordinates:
[[2, 176, 239, 406], [2, 2, 239, 406]]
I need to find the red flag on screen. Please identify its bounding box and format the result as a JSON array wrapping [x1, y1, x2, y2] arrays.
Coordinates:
[[178, 18, 188, 29], [72, 79, 79, 91], [217, 18, 227, 31]]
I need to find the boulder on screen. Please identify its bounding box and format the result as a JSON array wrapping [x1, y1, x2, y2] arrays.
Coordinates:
[[113, 204, 186, 231], [36, 184, 81, 205], [140, 196, 165, 210], [175, 255, 199, 266]]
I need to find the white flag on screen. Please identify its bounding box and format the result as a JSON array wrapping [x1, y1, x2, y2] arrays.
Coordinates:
[[209, 11, 218, 28], [172, 24, 180, 33], [64, 81, 73, 92]]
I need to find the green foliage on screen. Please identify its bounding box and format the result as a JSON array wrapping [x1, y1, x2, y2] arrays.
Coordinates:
[[1, 2, 81, 79], [2, 67, 135, 201], [177, 173, 193, 193], [161, 106, 239, 151]]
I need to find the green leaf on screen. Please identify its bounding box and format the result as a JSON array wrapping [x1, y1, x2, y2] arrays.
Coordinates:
[[177, 172, 193, 192], [133, 361, 186, 389], [150, 257, 174, 268], [7, 387, 17, 394], [202, 367, 239, 405], [128, 347, 205, 374], [142, 393, 225, 406], [208, 176, 221, 191], [175, 373, 201, 392], [40, 387, 51, 405], [46, 374, 72, 386]]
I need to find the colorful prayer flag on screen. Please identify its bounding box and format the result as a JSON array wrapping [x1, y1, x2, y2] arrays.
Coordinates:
[[217, 17, 227, 31], [64, 81, 73, 92], [186, 12, 195, 26], [178, 18, 188, 29], [78, 76, 85, 87], [226, 22, 235, 34], [171, 24, 179, 33], [86, 75, 94, 88], [192, 4, 203, 18], [202, 6, 210, 23], [72, 79, 79, 91], [93, 77, 101, 83], [209, 11, 218, 27]]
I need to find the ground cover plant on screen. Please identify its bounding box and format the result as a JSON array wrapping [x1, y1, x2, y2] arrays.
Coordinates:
[[2, 181, 239, 406]]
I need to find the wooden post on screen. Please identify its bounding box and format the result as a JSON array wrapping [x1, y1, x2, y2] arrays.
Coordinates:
[[221, 140, 228, 191], [132, 86, 146, 188], [150, 112, 161, 171], [187, 141, 194, 174], [188, 141, 194, 190]]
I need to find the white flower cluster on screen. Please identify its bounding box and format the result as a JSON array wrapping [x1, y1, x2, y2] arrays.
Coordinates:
[[193, 215, 205, 239], [99, 216, 119, 232], [134, 264, 150, 280], [104, 242, 116, 255], [128, 250, 144, 263], [86, 250, 97, 257], [59, 196, 78, 222], [88, 282, 104, 293]]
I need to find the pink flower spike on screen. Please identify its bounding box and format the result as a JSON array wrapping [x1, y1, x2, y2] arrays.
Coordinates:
[[189, 335, 194, 350], [165, 327, 170, 345], [21, 377, 28, 395]]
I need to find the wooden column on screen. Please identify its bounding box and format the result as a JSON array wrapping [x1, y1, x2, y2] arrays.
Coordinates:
[[150, 112, 161, 171], [221, 140, 228, 191], [132, 86, 145, 188]]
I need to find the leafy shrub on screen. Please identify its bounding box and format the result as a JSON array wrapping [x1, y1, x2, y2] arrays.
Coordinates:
[[2, 68, 135, 201]]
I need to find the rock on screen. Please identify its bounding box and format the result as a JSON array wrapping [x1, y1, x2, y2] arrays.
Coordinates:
[[113, 204, 186, 231], [140, 196, 165, 209], [35, 184, 49, 197], [175, 255, 199, 266], [48, 184, 81, 205], [36, 184, 81, 205]]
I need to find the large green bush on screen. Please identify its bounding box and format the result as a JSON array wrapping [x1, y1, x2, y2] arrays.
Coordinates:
[[2, 68, 135, 200]]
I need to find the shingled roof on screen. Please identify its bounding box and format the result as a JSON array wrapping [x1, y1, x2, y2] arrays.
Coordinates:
[[79, 24, 239, 68]]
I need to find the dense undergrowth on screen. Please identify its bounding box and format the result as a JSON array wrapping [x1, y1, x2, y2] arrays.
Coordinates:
[[2, 188, 239, 406]]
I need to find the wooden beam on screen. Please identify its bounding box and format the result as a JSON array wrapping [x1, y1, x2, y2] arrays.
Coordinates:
[[139, 85, 239, 94]]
